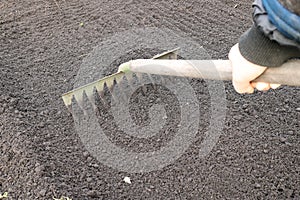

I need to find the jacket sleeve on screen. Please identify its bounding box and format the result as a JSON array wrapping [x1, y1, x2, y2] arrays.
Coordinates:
[[239, 25, 300, 67], [238, 0, 300, 67]]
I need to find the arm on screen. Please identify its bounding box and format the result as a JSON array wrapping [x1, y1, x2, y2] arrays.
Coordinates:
[[230, 0, 300, 94]]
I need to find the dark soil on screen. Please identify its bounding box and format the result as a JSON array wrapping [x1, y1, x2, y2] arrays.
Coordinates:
[[0, 0, 299, 199]]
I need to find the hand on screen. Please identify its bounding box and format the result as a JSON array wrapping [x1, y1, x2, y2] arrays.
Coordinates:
[[228, 43, 281, 94]]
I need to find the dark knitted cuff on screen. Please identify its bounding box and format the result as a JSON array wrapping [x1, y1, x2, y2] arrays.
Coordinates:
[[239, 25, 300, 67]]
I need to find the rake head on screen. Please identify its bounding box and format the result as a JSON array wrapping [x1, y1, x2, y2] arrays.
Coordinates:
[[62, 48, 179, 112]]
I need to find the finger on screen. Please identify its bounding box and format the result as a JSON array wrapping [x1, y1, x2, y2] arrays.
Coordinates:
[[233, 80, 255, 94], [252, 82, 271, 91], [270, 84, 281, 89]]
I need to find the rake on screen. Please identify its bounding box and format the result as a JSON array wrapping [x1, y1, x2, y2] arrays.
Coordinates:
[[62, 48, 300, 110]]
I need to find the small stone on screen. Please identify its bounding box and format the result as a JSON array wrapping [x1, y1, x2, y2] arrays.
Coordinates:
[[287, 131, 294, 135], [10, 98, 18, 105], [254, 183, 261, 188], [87, 157, 92, 162], [35, 165, 45, 174], [286, 142, 293, 146], [86, 177, 93, 182], [38, 122, 45, 128], [263, 149, 269, 154], [124, 177, 131, 184], [242, 104, 248, 109], [296, 107, 300, 111], [91, 164, 99, 168], [43, 141, 51, 146], [279, 137, 287, 143], [83, 151, 89, 157], [87, 190, 98, 198], [39, 189, 47, 196]]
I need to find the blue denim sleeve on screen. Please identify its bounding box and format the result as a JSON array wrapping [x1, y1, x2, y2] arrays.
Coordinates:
[[263, 0, 300, 42], [253, 0, 300, 48]]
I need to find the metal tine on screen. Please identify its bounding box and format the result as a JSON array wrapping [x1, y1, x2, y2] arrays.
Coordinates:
[[105, 78, 117, 102], [83, 86, 97, 110], [147, 73, 157, 90], [93, 85, 110, 111], [125, 71, 133, 82], [81, 90, 96, 114], [95, 81, 105, 97], [97, 88, 109, 106], [135, 72, 143, 83], [114, 75, 129, 103], [103, 76, 114, 89], [112, 79, 121, 104], [148, 73, 165, 88], [73, 90, 87, 115], [66, 104, 72, 113], [62, 96, 71, 109], [71, 94, 87, 116], [135, 72, 148, 95], [125, 72, 134, 92], [110, 76, 128, 104], [153, 75, 167, 97], [62, 91, 76, 110], [73, 90, 84, 109], [95, 81, 108, 105], [114, 73, 124, 89], [160, 75, 166, 86]]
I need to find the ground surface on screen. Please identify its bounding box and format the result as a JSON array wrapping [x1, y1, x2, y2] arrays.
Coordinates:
[[0, 0, 299, 199]]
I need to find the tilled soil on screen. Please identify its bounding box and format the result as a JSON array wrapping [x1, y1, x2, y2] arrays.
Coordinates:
[[0, 0, 299, 199]]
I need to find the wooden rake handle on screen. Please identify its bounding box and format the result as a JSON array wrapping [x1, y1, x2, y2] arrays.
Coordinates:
[[123, 59, 300, 86]]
